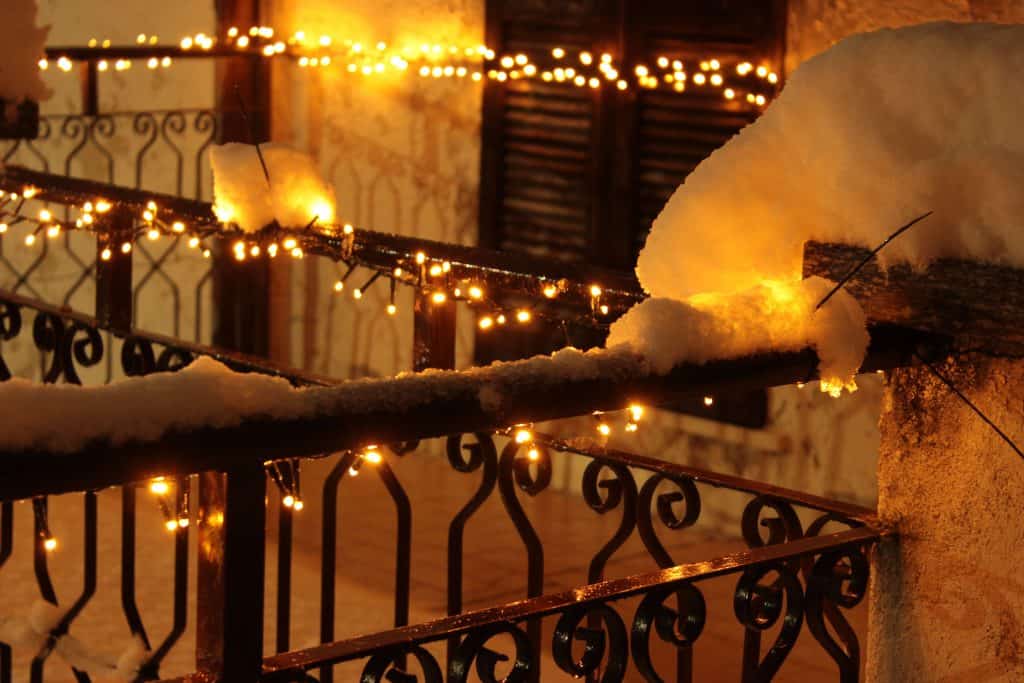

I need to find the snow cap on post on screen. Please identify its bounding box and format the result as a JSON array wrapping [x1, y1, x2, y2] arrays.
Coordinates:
[[210, 142, 336, 233], [637, 22, 1024, 301]]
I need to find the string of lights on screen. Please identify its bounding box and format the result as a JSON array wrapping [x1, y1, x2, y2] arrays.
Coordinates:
[[40, 25, 780, 104], [0, 167, 645, 341]]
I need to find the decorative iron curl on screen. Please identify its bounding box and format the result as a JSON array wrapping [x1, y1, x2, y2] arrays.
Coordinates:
[[741, 496, 804, 550], [636, 474, 701, 568], [734, 561, 805, 681], [630, 582, 706, 683], [582, 460, 637, 583], [0, 300, 22, 381], [156, 347, 193, 372], [120, 336, 157, 376], [449, 622, 534, 683], [32, 312, 103, 385], [804, 546, 870, 683], [552, 603, 628, 683], [361, 644, 443, 683]]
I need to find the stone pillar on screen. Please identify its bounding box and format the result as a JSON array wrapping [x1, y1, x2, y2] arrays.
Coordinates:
[[868, 358, 1024, 681]]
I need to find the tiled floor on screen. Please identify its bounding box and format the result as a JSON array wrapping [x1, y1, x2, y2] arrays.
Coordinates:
[[0, 449, 866, 682]]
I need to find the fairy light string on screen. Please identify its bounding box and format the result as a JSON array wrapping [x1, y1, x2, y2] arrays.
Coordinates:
[[40, 25, 780, 105]]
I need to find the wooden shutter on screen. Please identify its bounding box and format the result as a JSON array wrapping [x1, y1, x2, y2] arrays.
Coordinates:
[[477, 0, 786, 428]]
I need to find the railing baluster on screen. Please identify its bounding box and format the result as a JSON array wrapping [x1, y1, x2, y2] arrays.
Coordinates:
[[275, 495, 293, 654], [497, 441, 550, 683], [376, 460, 411, 633], [445, 434, 499, 670], [195, 467, 266, 682], [319, 452, 358, 683]]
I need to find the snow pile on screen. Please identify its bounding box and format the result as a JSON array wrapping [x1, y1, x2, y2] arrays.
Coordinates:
[[210, 143, 336, 233], [607, 277, 868, 396], [0, 0, 51, 103], [0, 349, 650, 453], [0, 601, 149, 680], [637, 22, 1024, 301]]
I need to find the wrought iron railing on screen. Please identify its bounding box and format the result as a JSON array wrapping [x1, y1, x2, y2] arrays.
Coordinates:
[[0, 284, 892, 683], [0, 164, 926, 682]]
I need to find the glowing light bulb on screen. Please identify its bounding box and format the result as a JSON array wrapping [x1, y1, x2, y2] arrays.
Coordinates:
[[165, 520, 178, 532], [43, 537, 57, 552], [95, 200, 112, 213], [590, 285, 602, 298], [293, 500, 304, 511], [552, 47, 565, 59], [24, 234, 35, 247], [703, 396, 714, 406], [282, 237, 297, 250], [149, 479, 169, 495], [363, 449, 383, 465], [514, 428, 532, 444], [596, 422, 611, 436], [478, 316, 494, 330], [635, 65, 648, 77], [527, 446, 540, 461], [38, 209, 52, 222], [283, 494, 295, 508], [415, 251, 426, 265], [543, 284, 558, 298], [629, 404, 644, 421], [386, 303, 397, 315], [516, 309, 531, 323], [177, 518, 189, 528], [100, 247, 112, 260], [468, 285, 484, 300], [171, 221, 185, 233], [579, 51, 593, 65], [431, 291, 447, 304], [121, 242, 132, 254]]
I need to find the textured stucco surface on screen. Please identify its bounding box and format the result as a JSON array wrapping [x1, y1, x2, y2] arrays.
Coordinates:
[[868, 359, 1024, 682]]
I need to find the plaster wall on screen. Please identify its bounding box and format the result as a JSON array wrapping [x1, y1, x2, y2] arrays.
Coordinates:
[[869, 359, 1024, 681]]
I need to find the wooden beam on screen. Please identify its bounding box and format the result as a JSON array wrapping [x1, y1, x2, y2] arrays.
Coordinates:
[[803, 241, 1024, 356]]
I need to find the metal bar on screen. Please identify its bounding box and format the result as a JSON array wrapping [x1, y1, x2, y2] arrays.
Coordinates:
[[80, 61, 99, 117], [275, 499, 292, 654], [222, 464, 267, 680], [195, 471, 227, 675], [95, 206, 134, 332], [413, 290, 456, 371], [261, 527, 882, 676], [0, 165, 645, 312], [538, 434, 880, 524], [47, 46, 281, 60], [0, 325, 928, 502]]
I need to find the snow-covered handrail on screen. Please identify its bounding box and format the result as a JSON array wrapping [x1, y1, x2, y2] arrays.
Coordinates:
[[0, 286, 924, 500]]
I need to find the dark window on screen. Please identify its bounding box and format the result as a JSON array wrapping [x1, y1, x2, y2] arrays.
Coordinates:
[[477, 0, 787, 429]]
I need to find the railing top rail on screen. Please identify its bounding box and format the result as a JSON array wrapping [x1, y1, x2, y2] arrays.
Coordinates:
[[0, 165, 643, 317], [250, 526, 881, 679], [0, 286, 925, 500], [537, 432, 879, 523]]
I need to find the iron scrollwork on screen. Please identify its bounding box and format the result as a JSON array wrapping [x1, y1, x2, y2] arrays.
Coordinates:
[[449, 622, 534, 683], [734, 561, 806, 682], [804, 546, 870, 683], [552, 603, 628, 683], [0, 300, 22, 380], [361, 645, 444, 683], [630, 583, 706, 683], [32, 312, 103, 385]]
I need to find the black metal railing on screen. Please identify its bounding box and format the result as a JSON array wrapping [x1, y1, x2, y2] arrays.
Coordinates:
[[0, 287, 890, 683]]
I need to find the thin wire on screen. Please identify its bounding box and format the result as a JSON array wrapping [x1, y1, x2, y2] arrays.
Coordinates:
[[233, 85, 271, 188], [912, 351, 1023, 462], [816, 211, 934, 310]]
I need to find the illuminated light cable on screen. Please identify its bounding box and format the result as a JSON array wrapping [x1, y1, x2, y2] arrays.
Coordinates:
[[353, 271, 381, 300]]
